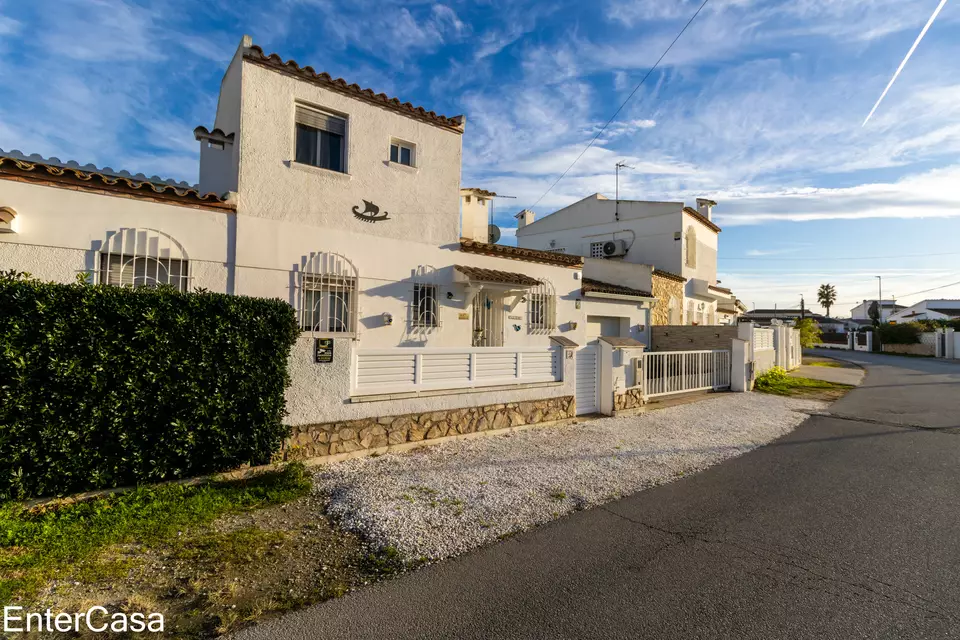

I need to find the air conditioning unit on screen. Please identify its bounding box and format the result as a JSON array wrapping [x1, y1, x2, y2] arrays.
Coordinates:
[[602, 239, 628, 258]]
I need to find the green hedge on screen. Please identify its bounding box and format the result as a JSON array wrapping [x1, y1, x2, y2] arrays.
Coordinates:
[[877, 323, 922, 345], [0, 273, 300, 500]]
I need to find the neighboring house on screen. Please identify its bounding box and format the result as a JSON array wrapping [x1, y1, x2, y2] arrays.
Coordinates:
[[0, 36, 597, 444], [717, 299, 747, 325], [514, 193, 735, 326], [888, 299, 960, 323], [740, 308, 844, 332], [849, 300, 906, 324]]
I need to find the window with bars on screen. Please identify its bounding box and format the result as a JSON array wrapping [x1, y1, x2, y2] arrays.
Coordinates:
[[413, 283, 438, 327], [96, 228, 190, 291], [299, 253, 358, 335], [390, 139, 415, 167], [527, 281, 556, 333], [590, 242, 605, 258], [295, 105, 346, 173]]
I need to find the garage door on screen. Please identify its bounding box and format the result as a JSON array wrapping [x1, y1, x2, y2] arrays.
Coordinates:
[[575, 346, 598, 415], [587, 315, 621, 340]]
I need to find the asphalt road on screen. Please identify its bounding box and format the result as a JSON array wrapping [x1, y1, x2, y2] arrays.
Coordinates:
[[235, 350, 960, 639]]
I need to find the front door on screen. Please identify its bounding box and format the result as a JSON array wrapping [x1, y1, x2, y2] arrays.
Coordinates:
[[472, 291, 504, 347]]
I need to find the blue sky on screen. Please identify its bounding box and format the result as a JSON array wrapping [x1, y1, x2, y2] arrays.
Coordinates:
[[1, 0, 959, 314]]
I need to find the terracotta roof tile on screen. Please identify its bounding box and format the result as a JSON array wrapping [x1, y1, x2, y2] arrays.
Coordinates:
[[454, 264, 541, 287], [0, 150, 233, 211], [459, 238, 584, 268], [460, 188, 498, 198], [582, 277, 653, 298], [550, 336, 579, 348], [598, 336, 645, 348], [709, 284, 732, 294], [683, 206, 721, 233], [244, 45, 465, 133], [193, 126, 235, 142], [652, 269, 687, 283]]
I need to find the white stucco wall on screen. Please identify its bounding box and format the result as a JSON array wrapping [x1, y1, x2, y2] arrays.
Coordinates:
[[0, 180, 232, 289], [235, 61, 463, 247], [233, 215, 585, 348], [680, 210, 719, 291]]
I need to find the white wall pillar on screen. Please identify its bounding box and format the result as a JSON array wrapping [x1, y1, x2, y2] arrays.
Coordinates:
[[598, 339, 614, 416], [731, 338, 751, 392], [946, 328, 956, 360]]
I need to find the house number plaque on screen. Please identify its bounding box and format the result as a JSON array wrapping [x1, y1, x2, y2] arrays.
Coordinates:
[[314, 338, 334, 364]]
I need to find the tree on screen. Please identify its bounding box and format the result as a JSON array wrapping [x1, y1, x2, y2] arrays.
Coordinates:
[[817, 284, 837, 317], [868, 300, 881, 327], [795, 317, 822, 348]]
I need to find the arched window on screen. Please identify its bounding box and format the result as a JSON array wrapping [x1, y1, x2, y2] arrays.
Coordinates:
[[300, 252, 358, 335], [527, 279, 557, 333], [685, 225, 697, 269], [97, 228, 190, 291]]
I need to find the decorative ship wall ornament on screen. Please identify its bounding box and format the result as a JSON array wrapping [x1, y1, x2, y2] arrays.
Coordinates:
[[352, 200, 390, 223]]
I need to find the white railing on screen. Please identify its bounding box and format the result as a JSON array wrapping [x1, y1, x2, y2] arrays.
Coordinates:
[[354, 347, 560, 395], [753, 328, 775, 351], [642, 349, 731, 399]]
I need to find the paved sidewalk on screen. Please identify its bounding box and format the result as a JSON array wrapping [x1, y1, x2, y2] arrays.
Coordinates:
[[788, 363, 864, 386]]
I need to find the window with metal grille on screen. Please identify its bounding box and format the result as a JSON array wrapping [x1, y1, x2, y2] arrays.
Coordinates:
[[527, 280, 556, 333], [96, 228, 190, 291], [390, 139, 415, 167], [590, 242, 605, 258], [299, 253, 358, 335], [295, 105, 346, 173], [413, 283, 438, 327]]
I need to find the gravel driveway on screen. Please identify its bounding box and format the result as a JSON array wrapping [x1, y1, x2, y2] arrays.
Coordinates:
[[313, 393, 824, 561]]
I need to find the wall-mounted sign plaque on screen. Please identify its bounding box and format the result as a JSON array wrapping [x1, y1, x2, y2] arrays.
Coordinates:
[[314, 338, 334, 363]]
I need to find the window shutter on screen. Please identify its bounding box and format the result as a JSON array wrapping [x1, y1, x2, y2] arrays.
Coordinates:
[[296, 106, 346, 136], [548, 295, 557, 330]]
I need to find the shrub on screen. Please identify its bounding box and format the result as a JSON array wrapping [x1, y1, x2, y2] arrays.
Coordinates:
[[877, 322, 922, 345], [794, 318, 822, 348], [754, 366, 788, 391], [0, 273, 300, 500]]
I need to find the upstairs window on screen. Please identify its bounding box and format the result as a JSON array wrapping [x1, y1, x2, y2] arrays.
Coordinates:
[[97, 228, 189, 292], [390, 139, 416, 167], [295, 106, 346, 173]]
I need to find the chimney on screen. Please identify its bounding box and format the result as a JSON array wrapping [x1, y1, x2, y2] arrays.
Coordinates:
[[696, 198, 717, 221], [515, 209, 535, 229]]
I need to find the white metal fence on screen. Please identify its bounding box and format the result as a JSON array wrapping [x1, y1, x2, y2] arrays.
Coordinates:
[[354, 347, 560, 395], [753, 327, 775, 351], [641, 349, 731, 399]]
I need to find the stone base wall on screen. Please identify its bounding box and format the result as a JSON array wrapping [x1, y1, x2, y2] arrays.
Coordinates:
[[882, 343, 935, 356], [279, 395, 576, 460], [614, 388, 644, 412]]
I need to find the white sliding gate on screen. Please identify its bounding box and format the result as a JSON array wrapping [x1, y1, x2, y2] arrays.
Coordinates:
[[642, 349, 731, 399], [575, 346, 599, 415]]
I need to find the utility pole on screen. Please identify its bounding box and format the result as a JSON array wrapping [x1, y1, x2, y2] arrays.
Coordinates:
[[615, 161, 632, 222], [876, 275, 882, 323]]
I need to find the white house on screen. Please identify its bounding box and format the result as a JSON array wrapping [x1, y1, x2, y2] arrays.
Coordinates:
[[888, 299, 960, 323], [515, 194, 735, 326], [849, 300, 907, 324], [0, 36, 608, 459]]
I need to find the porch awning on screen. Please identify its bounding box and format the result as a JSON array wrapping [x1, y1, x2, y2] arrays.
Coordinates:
[[691, 278, 735, 302], [454, 264, 541, 287], [581, 277, 653, 299]]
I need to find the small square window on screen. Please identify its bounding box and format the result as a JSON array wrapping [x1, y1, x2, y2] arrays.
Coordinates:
[[390, 140, 415, 167], [295, 106, 346, 173]]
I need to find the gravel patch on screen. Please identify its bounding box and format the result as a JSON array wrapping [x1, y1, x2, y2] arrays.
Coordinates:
[[313, 393, 824, 561]]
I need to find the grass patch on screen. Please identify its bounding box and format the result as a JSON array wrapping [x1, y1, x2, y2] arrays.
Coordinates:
[[755, 367, 853, 400], [806, 360, 844, 368], [0, 463, 312, 604]]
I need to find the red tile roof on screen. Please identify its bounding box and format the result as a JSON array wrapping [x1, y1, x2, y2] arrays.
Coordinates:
[[582, 277, 653, 299], [459, 238, 584, 268], [652, 269, 687, 283], [244, 45, 465, 133], [454, 265, 541, 286], [683, 206, 721, 233], [0, 152, 234, 211]]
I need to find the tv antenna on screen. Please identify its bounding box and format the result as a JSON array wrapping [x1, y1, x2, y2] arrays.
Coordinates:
[[615, 161, 633, 221]]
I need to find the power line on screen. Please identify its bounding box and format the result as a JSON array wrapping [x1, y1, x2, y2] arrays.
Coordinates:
[[892, 278, 960, 300], [528, 0, 712, 211]]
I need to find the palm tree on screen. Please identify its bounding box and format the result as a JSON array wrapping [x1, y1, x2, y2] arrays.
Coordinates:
[[817, 284, 837, 317]]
